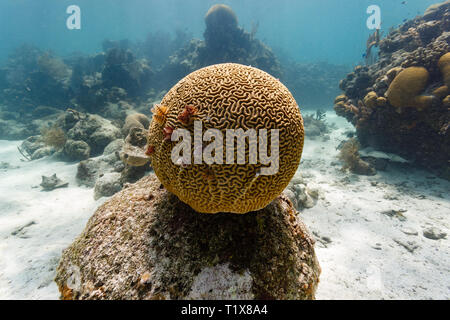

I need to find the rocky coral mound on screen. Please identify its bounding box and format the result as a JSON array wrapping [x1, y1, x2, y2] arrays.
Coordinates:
[[334, 1, 450, 177], [55, 174, 320, 300], [18, 109, 122, 161]]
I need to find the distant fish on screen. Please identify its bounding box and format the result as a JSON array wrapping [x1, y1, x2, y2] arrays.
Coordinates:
[[401, 1, 407, 4], [402, 18, 407, 22], [362, 53, 367, 58]]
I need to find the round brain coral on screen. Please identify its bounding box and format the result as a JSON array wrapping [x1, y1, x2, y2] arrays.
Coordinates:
[[205, 4, 238, 30], [147, 63, 304, 214], [386, 66, 433, 112], [438, 52, 450, 89]]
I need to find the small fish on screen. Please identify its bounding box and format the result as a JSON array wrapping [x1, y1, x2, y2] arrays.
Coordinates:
[[362, 53, 367, 58], [401, 1, 407, 5]]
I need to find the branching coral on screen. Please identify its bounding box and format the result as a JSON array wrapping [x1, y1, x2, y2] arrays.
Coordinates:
[[365, 29, 382, 65], [203, 4, 240, 51], [335, 6, 450, 174], [303, 110, 330, 137], [338, 138, 376, 176]]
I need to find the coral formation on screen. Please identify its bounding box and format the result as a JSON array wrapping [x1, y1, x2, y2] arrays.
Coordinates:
[[443, 95, 450, 107], [155, 4, 281, 91], [55, 174, 320, 300], [302, 110, 332, 139], [205, 4, 238, 28], [37, 52, 70, 80], [147, 63, 304, 214], [338, 138, 376, 176], [284, 174, 320, 210], [40, 124, 67, 150], [438, 52, 450, 88], [282, 61, 350, 109], [424, 1, 450, 20], [122, 113, 150, 136], [64, 112, 122, 156], [0, 46, 73, 113], [120, 127, 150, 167], [363, 91, 378, 109], [61, 140, 91, 161], [386, 67, 433, 112], [334, 4, 450, 176], [365, 29, 382, 65]]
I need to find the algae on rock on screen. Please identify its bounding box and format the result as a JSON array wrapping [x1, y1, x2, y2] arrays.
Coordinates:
[[55, 174, 320, 300]]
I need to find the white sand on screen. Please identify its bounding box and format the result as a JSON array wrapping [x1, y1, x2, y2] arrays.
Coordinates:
[[0, 111, 448, 299], [0, 141, 106, 299], [299, 112, 450, 300]]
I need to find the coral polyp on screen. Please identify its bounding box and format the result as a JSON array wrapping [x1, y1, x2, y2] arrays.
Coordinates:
[[177, 105, 197, 125], [151, 104, 169, 125]]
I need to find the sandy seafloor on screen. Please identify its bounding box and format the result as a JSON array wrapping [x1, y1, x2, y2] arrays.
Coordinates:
[[0, 112, 448, 300]]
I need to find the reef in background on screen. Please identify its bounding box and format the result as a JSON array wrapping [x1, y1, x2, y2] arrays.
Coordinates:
[[155, 4, 282, 90], [282, 61, 350, 110], [334, 1, 450, 178]]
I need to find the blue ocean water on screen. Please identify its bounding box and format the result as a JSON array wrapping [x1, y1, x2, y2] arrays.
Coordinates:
[[0, 0, 449, 301], [0, 0, 439, 66]]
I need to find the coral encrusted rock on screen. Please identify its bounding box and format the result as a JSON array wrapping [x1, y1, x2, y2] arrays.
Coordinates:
[[147, 63, 304, 213], [55, 174, 320, 300], [334, 4, 450, 175]]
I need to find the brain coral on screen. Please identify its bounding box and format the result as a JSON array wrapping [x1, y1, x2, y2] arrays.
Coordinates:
[[205, 4, 238, 30], [438, 52, 450, 88], [147, 63, 304, 214], [386, 66, 433, 112]]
